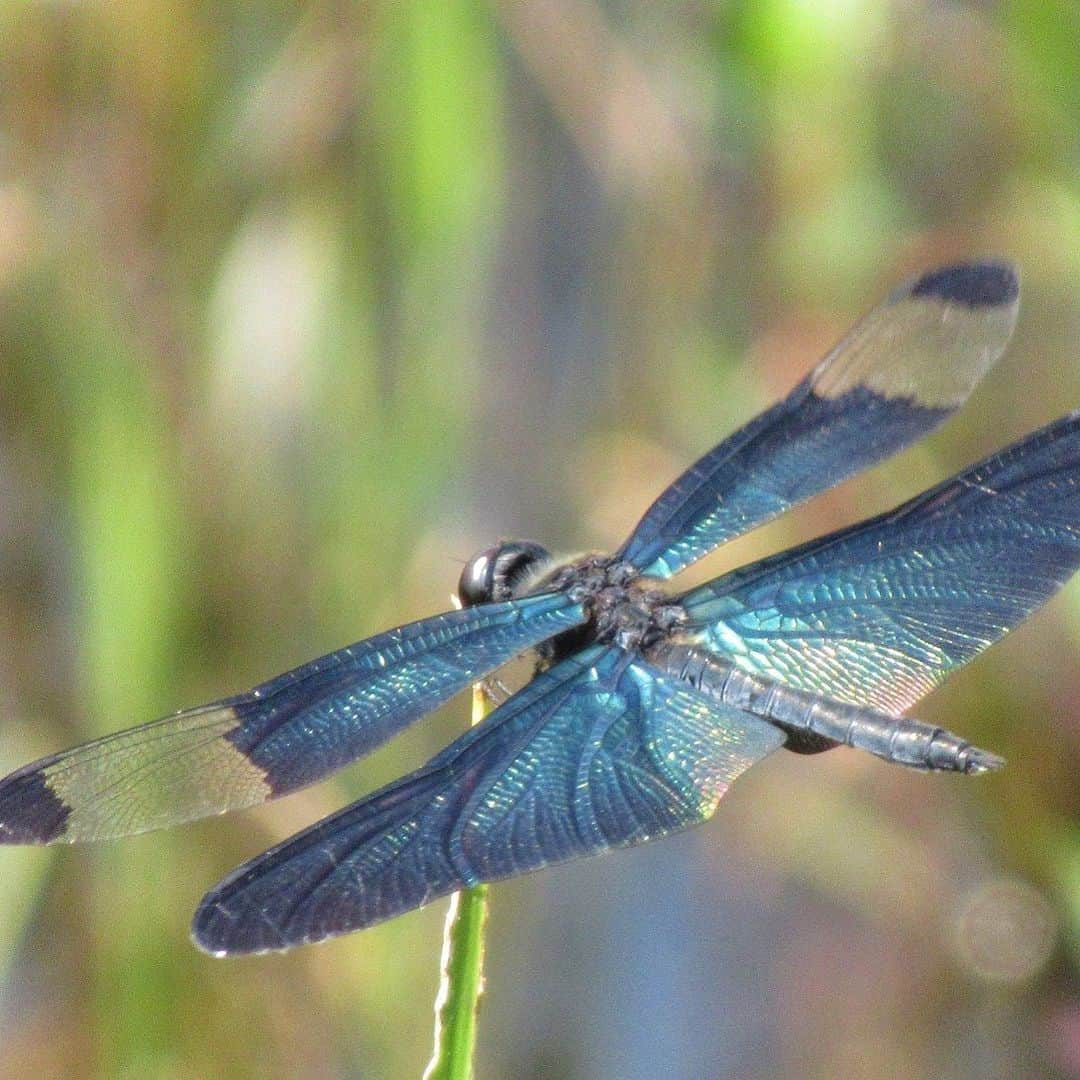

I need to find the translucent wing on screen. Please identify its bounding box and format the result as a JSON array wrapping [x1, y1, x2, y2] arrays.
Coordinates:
[[617, 262, 1019, 578], [678, 413, 1080, 713], [0, 593, 585, 844], [192, 645, 784, 955]]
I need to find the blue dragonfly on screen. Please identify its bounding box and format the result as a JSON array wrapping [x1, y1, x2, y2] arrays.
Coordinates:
[[1, 262, 1076, 956]]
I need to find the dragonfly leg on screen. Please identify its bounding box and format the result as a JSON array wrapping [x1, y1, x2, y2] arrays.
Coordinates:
[[480, 675, 514, 705]]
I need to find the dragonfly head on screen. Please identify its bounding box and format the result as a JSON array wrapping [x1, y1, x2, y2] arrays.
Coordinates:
[[458, 541, 553, 606]]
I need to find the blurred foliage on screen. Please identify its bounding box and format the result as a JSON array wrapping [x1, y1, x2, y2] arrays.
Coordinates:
[[0, 1, 1077, 1078]]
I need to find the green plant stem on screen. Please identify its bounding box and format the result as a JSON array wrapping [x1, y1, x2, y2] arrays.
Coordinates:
[[423, 684, 493, 1080]]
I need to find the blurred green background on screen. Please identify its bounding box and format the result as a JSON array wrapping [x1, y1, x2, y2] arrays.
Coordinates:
[[0, 1, 1077, 1077]]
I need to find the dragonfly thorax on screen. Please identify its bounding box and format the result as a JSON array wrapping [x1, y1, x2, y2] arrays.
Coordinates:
[[531, 553, 687, 657], [460, 543, 683, 662]]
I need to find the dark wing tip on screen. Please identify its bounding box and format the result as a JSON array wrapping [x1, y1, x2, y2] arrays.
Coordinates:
[[191, 898, 289, 957], [190, 907, 232, 957], [908, 261, 1019, 308], [191, 869, 284, 956], [0, 763, 72, 844]]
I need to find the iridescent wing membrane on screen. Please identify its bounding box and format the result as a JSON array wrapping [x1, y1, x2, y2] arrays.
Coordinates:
[[193, 648, 785, 954], [679, 412, 1080, 714], [2, 260, 1074, 956], [0, 595, 585, 843]]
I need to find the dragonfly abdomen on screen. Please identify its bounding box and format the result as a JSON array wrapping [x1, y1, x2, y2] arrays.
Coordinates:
[[649, 644, 1003, 775]]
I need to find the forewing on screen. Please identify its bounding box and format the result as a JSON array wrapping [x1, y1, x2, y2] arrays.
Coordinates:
[[618, 262, 1019, 578], [678, 413, 1080, 713], [0, 593, 585, 844], [192, 646, 784, 955]]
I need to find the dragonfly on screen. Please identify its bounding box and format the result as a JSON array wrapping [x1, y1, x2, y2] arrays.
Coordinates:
[[1, 261, 1077, 957]]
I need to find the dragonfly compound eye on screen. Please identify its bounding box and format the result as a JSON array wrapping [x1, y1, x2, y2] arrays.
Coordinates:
[[458, 541, 551, 606]]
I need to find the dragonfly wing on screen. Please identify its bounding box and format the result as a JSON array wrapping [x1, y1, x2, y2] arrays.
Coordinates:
[[678, 413, 1080, 713], [617, 262, 1019, 578], [0, 593, 585, 844], [192, 645, 784, 955]]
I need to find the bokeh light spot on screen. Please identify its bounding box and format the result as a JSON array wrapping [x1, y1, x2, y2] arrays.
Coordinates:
[[951, 879, 1057, 984]]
